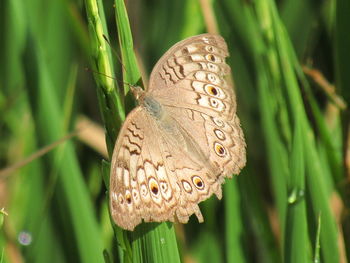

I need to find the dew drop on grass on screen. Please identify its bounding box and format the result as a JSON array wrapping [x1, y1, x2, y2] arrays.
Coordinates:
[[18, 231, 32, 246], [287, 188, 305, 204]]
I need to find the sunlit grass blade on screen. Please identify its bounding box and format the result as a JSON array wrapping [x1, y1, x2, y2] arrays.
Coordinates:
[[115, 0, 141, 91], [85, 0, 125, 154], [84, 0, 134, 262]]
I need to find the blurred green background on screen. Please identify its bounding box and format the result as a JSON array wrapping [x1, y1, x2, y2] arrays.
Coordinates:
[[0, 0, 349, 262]]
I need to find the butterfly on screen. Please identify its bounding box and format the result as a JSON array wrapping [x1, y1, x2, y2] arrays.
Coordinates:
[[109, 34, 246, 230]]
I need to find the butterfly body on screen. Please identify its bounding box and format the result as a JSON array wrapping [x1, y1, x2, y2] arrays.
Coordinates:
[[110, 34, 246, 230], [131, 86, 164, 119]]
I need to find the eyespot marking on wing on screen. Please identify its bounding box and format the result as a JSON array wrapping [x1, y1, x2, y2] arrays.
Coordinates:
[[214, 129, 226, 140], [192, 176, 205, 190], [214, 142, 227, 157], [149, 177, 160, 196], [211, 117, 225, 127], [207, 73, 221, 85], [125, 190, 132, 204]]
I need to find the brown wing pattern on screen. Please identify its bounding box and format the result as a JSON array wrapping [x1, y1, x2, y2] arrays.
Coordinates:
[[148, 33, 246, 177], [110, 107, 224, 230], [110, 34, 246, 231]]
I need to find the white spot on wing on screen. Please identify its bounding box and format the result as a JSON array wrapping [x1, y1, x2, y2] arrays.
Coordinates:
[[182, 180, 192, 193], [112, 192, 118, 202], [187, 45, 198, 53], [144, 162, 154, 178], [191, 54, 204, 61], [123, 169, 130, 188], [116, 167, 123, 181], [195, 71, 206, 81], [214, 129, 226, 140], [137, 168, 146, 183]]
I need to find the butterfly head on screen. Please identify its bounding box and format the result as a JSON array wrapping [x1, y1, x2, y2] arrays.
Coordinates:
[[130, 86, 145, 101], [130, 85, 163, 118]]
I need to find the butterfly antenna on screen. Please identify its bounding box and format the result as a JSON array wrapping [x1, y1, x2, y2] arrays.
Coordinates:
[[102, 34, 127, 73], [85, 68, 134, 88], [103, 34, 146, 90]]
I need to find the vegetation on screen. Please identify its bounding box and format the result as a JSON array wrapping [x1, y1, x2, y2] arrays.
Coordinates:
[[0, 0, 349, 262]]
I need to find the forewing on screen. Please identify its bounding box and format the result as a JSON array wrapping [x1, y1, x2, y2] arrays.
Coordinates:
[[148, 33, 246, 177]]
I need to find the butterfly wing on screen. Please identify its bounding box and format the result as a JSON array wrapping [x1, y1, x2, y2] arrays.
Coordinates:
[[148, 33, 246, 177], [110, 107, 223, 230]]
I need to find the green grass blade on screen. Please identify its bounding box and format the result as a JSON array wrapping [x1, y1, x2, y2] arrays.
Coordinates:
[[280, 0, 319, 57], [84, 0, 134, 262], [115, 0, 141, 91], [85, 0, 125, 154], [86, 0, 181, 262], [224, 179, 245, 263], [335, 0, 350, 259], [284, 122, 308, 263], [313, 213, 322, 263], [131, 223, 180, 262], [23, 35, 104, 263]]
